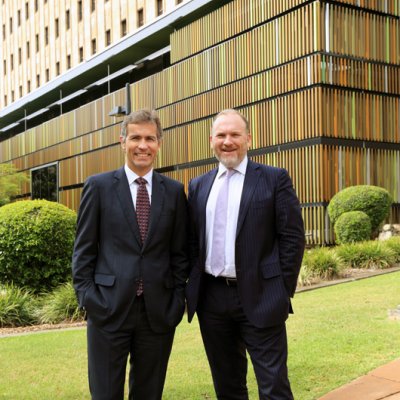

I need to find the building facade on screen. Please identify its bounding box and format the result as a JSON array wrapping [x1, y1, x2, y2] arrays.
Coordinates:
[[0, 0, 399, 244], [0, 0, 184, 107]]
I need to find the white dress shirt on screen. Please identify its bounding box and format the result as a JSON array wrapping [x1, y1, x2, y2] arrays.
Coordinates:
[[205, 157, 248, 278], [124, 165, 153, 209]]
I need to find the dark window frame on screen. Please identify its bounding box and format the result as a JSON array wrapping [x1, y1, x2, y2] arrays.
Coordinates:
[[31, 163, 59, 202]]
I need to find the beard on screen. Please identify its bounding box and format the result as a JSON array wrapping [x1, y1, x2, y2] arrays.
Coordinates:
[[215, 153, 242, 169]]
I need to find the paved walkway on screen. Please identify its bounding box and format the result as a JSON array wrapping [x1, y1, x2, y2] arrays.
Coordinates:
[[318, 358, 400, 400]]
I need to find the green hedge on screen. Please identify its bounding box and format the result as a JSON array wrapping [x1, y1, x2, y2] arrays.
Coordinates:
[[327, 185, 392, 233], [0, 200, 76, 293], [334, 211, 371, 244]]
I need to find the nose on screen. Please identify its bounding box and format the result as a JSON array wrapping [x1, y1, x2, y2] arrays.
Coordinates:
[[223, 135, 233, 145], [138, 139, 148, 149]]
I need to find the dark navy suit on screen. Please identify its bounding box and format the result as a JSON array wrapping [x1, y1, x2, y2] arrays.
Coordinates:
[[72, 167, 188, 400], [186, 160, 305, 399]]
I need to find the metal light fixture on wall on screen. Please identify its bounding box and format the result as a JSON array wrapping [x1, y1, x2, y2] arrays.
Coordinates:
[[109, 83, 131, 117]]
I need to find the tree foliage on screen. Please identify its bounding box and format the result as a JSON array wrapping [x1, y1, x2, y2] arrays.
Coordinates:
[[0, 164, 29, 206]]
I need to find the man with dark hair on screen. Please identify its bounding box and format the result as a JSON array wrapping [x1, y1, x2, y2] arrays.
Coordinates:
[[186, 109, 305, 399], [72, 109, 188, 400]]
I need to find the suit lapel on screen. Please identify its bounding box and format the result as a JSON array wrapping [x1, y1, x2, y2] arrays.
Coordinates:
[[198, 169, 218, 253], [114, 167, 142, 247], [236, 161, 260, 238], [144, 172, 165, 249], [198, 169, 217, 213]]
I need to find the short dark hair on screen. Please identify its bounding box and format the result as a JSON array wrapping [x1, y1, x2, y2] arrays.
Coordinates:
[[121, 109, 163, 141], [212, 109, 250, 133]]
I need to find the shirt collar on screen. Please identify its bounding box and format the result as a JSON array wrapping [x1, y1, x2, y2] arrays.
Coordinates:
[[217, 156, 248, 179], [124, 165, 153, 187]]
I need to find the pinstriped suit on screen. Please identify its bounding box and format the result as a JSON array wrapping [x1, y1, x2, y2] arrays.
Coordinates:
[[186, 160, 305, 399]]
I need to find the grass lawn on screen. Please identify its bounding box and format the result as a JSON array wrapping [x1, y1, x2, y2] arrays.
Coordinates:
[[1, 272, 399, 399]]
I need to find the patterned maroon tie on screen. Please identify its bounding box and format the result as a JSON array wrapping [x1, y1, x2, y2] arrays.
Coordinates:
[[135, 177, 150, 244], [135, 177, 150, 296]]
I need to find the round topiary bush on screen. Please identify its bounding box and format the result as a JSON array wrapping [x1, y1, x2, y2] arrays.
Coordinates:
[[0, 200, 76, 292], [334, 211, 372, 244], [327, 185, 392, 233]]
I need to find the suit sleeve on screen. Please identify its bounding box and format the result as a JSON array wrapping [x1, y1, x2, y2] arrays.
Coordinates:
[[72, 177, 99, 308], [275, 169, 305, 297]]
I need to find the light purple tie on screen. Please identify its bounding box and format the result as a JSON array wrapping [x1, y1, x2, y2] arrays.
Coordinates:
[[210, 169, 236, 276]]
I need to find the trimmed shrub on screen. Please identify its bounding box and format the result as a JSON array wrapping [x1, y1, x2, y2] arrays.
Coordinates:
[[36, 282, 84, 324], [334, 211, 371, 244], [299, 247, 343, 286], [336, 241, 396, 269], [0, 200, 76, 293], [0, 284, 37, 327], [327, 185, 392, 233]]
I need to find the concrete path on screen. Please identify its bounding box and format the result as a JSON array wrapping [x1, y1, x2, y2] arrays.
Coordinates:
[[318, 358, 400, 400]]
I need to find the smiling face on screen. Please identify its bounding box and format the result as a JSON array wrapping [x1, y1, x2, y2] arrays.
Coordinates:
[[120, 122, 160, 176], [210, 112, 251, 169]]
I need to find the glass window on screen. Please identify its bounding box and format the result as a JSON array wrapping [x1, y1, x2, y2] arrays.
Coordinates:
[[121, 19, 127, 36], [78, 1, 82, 21], [31, 164, 58, 202], [137, 9, 143, 27], [156, 0, 163, 16]]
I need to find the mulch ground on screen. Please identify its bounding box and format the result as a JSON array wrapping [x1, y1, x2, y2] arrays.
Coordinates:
[[0, 321, 86, 337], [1, 266, 399, 337]]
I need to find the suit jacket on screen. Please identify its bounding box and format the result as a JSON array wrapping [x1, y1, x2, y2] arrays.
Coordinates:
[[72, 167, 189, 333], [186, 160, 305, 329]]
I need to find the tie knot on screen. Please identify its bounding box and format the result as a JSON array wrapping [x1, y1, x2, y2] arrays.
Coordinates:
[[226, 169, 236, 179], [135, 177, 147, 186]]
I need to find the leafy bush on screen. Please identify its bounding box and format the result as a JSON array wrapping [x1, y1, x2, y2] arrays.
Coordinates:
[[381, 236, 400, 263], [299, 247, 343, 286], [334, 211, 371, 244], [327, 185, 392, 233], [0, 284, 37, 327], [36, 282, 84, 324], [336, 241, 396, 269], [0, 200, 76, 293]]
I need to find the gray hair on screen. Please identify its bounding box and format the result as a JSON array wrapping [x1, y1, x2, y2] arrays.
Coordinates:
[[212, 109, 250, 133], [121, 109, 163, 141]]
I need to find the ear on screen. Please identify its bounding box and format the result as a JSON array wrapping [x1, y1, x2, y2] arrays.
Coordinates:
[[247, 133, 252, 149], [119, 135, 126, 150], [209, 132, 214, 148]]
